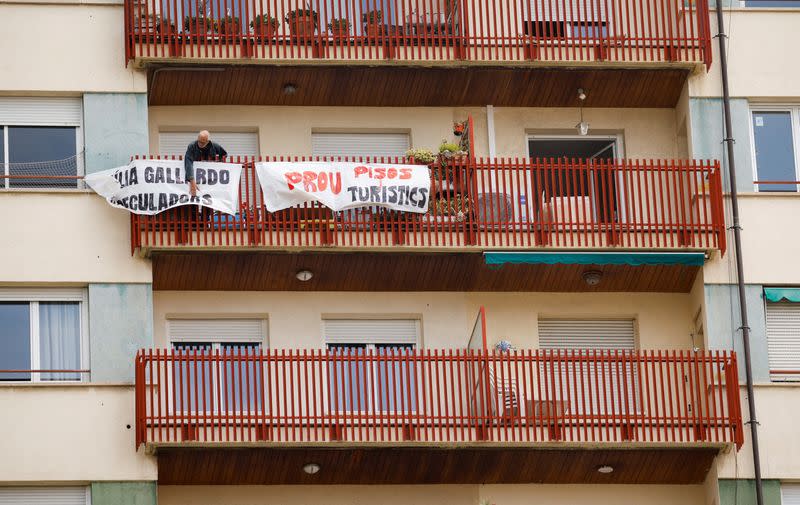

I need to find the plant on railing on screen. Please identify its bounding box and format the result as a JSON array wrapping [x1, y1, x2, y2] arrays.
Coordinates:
[[438, 140, 468, 165], [184, 15, 211, 34], [285, 8, 319, 39], [215, 15, 240, 34], [251, 15, 279, 37], [362, 9, 384, 38], [328, 18, 351, 37], [405, 148, 436, 165]]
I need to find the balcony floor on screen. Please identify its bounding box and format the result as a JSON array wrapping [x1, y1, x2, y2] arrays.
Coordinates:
[[155, 445, 721, 485], [150, 251, 702, 292]]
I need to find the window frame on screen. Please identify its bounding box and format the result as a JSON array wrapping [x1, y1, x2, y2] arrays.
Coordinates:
[[1, 124, 84, 190], [749, 105, 800, 192], [0, 288, 89, 383]]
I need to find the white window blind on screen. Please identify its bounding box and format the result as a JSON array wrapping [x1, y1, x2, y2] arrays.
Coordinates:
[[168, 318, 266, 343], [538, 318, 636, 350], [782, 484, 800, 505], [766, 302, 800, 382], [0, 97, 82, 126], [538, 318, 637, 415], [324, 319, 419, 345], [0, 487, 89, 505], [311, 133, 410, 158], [158, 132, 259, 157]]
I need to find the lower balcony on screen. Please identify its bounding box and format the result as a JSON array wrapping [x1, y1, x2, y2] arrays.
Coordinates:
[[135, 347, 743, 485], [131, 157, 726, 255]]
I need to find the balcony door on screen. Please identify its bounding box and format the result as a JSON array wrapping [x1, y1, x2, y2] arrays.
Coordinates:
[[537, 318, 638, 417], [324, 318, 419, 414], [168, 318, 266, 414], [527, 135, 626, 226]]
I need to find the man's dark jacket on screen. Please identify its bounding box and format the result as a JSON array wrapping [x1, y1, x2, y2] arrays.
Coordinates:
[[184, 141, 228, 181]]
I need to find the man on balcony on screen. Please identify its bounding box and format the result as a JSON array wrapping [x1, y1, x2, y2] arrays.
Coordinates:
[[184, 130, 228, 196]]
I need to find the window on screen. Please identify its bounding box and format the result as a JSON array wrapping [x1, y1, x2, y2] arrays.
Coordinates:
[[766, 301, 800, 381], [782, 484, 800, 505], [0, 97, 83, 189], [0, 290, 87, 382], [745, 0, 800, 7], [538, 318, 637, 415], [324, 319, 419, 412], [751, 107, 800, 192], [311, 132, 411, 158], [168, 318, 266, 412], [0, 486, 90, 505]]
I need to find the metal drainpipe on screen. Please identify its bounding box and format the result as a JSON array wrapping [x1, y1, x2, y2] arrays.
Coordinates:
[[714, 2, 764, 504]]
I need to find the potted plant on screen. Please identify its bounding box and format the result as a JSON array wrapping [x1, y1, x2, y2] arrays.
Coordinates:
[[362, 9, 384, 38], [215, 15, 240, 35], [184, 15, 211, 34], [405, 148, 436, 166], [251, 14, 279, 38], [429, 194, 471, 221], [438, 140, 468, 164], [285, 8, 318, 39], [328, 18, 351, 37]]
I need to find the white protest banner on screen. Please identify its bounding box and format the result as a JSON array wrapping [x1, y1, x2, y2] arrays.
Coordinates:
[[85, 159, 242, 215], [255, 161, 430, 213]]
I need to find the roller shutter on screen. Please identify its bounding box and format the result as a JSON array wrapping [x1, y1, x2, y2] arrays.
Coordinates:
[[311, 133, 410, 158], [158, 131, 259, 157], [0, 97, 82, 126], [0, 487, 89, 505], [766, 302, 800, 382], [168, 318, 266, 343], [324, 319, 418, 345]]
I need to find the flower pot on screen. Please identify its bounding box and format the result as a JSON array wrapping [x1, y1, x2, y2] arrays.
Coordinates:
[[365, 22, 385, 39], [253, 23, 277, 39], [330, 27, 349, 38], [289, 15, 317, 39], [217, 20, 240, 35]]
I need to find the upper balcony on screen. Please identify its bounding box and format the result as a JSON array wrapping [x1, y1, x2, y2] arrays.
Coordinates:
[[125, 0, 713, 69]]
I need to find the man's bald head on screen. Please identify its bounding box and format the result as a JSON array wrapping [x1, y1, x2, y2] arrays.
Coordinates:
[[197, 130, 210, 148]]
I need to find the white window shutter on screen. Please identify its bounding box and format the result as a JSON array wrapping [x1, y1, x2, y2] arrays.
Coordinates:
[[168, 319, 266, 343], [324, 319, 419, 345], [0, 487, 89, 505], [766, 302, 800, 382], [0, 97, 82, 126], [311, 133, 410, 158], [538, 319, 636, 351], [782, 484, 800, 505], [158, 132, 259, 157]]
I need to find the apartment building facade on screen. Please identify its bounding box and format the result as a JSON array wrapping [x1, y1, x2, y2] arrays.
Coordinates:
[[0, 0, 798, 504]]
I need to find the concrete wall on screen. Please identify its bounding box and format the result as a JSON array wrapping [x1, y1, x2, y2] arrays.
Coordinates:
[[704, 284, 769, 382], [84, 93, 150, 174], [0, 3, 145, 93], [0, 192, 151, 283], [718, 479, 781, 505], [688, 98, 754, 193], [148, 106, 685, 160], [89, 283, 154, 383], [0, 385, 156, 482], [91, 482, 157, 505], [153, 291, 698, 350]]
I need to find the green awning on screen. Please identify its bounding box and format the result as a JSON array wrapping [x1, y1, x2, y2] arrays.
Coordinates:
[[764, 288, 800, 303], [483, 251, 706, 267]]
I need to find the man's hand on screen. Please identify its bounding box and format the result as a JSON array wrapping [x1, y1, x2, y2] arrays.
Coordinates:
[[189, 179, 198, 197]]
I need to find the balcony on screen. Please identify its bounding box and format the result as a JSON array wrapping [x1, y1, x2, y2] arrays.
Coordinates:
[[132, 157, 726, 253], [135, 347, 742, 484], [125, 0, 712, 68]]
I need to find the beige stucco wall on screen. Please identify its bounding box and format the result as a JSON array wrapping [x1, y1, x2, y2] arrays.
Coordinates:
[[0, 192, 151, 283], [0, 3, 146, 93], [153, 291, 697, 350], [690, 8, 800, 99], [717, 385, 800, 480], [148, 105, 684, 160], [0, 385, 156, 482], [704, 194, 800, 285], [159, 484, 706, 505]]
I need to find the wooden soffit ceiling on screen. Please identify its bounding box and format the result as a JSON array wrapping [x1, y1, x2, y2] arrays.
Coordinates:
[[148, 65, 689, 107], [156, 446, 719, 485], [151, 251, 700, 292]]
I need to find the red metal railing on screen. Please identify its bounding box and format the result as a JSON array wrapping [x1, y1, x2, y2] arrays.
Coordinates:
[[131, 157, 726, 254], [134, 348, 743, 448], [125, 0, 712, 67]]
